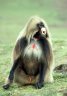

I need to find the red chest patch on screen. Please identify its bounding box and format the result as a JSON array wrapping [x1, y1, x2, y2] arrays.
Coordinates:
[[32, 43, 36, 49]]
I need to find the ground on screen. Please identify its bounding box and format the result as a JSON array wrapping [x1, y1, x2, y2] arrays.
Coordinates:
[[0, 0, 67, 96]]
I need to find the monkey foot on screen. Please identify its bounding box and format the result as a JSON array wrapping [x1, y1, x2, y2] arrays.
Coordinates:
[[35, 82, 44, 89], [3, 84, 10, 90]]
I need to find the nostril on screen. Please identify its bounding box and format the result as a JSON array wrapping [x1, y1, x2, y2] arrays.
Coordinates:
[[43, 31, 45, 33], [42, 31, 46, 35], [41, 28, 46, 35]]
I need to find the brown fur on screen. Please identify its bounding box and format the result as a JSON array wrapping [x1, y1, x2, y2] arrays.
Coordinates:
[[13, 16, 54, 84], [3, 16, 54, 89]]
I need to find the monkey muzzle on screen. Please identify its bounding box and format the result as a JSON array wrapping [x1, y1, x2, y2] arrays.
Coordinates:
[[33, 27, 46, 40], [41, 27, 46, 35]]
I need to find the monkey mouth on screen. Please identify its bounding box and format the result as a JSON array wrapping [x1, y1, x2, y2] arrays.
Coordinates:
[[33, 32, 40, 40]]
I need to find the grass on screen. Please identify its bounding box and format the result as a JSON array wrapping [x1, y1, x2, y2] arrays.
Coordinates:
[[0, 0, 67, 96]]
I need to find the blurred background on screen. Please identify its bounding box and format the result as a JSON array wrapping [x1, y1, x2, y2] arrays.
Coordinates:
[[0, 0, 67, 44], [0, 0, 67, 65], [0, 0, 67, 95]]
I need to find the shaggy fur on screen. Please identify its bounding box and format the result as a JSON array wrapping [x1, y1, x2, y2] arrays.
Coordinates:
[[3, 16, 54, 89]]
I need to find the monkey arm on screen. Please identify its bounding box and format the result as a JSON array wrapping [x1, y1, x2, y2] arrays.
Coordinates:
[[3, 58, 20, 90], [35, 36, 50, 89], [8, 58, 20, 81], [8, 37, 27, 82], [35, 61, 48, 89], [39, 62, 48, 83], [3, 37, 28, 89]]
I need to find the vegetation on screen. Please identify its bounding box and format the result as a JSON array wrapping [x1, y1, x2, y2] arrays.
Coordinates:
[[0, 0, 67, 96]]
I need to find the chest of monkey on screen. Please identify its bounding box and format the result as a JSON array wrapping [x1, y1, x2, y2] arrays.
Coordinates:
[[22, 58, 39, 76], [21, 41, 42, 75]]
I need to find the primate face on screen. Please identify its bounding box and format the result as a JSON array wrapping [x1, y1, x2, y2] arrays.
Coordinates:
[[37, 22, 47, 36], [33, 22, 46, 40]]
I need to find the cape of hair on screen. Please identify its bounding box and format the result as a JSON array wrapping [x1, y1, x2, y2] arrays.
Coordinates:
[[16, 16, 51, 42], [11, 16, 52, 64]]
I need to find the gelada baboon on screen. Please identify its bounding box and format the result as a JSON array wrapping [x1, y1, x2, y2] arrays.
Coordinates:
[[3, 16, 54, 89]]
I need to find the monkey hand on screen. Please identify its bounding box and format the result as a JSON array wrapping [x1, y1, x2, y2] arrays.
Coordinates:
[[3, 75, 14, 90], [35, 81, 44, 89], [3, 84, 10, 90]]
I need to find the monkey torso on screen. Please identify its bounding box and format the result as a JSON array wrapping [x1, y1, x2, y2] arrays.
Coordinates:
[[21, 39, 43, 76], [15, 36, 52, 77], [22, 58, 39, 76], [15, 38, 50, 76]]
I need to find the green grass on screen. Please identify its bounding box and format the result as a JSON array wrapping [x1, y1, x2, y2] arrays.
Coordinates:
[[0, 0, 67, 96]]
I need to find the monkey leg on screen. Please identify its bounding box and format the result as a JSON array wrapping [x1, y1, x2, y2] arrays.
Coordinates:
[[14, 67, 39, 85], [44, 64, 54, 83]]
